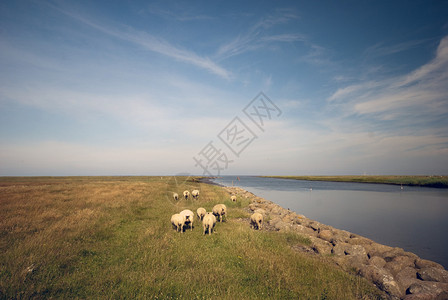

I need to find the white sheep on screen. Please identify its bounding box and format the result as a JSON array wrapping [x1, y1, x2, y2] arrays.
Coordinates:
[[191, 189, 200, 199], [180, 209, 194, 231], [173, 193, 179, 201], [250, 212, 263, 230], [202, 212, 217, 235], [183, 190, 190, 200], [171, 213, 185, 233], [212, 204, 227, 222], [230, 195, 237, 202], [196, 207, 206, 221]]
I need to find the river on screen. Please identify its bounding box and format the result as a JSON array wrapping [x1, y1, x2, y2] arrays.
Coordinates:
[[211, 176, 448, 269]]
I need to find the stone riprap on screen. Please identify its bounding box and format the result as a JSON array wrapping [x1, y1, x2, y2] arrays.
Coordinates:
[[223, 186, 448, 300]]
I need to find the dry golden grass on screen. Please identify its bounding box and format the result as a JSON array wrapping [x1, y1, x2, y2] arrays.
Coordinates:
[[0, 176, 384, 299]]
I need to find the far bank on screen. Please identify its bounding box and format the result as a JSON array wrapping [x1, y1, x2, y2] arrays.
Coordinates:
[[262, 175, 448, 188]]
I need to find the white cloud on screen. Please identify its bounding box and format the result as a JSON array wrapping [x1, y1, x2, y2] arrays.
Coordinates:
[[51, 4, 231, 79], [328, 36, 448, 124]]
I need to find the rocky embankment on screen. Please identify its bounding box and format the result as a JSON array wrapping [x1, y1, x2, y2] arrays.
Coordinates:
[[224, 186, 448, 300]]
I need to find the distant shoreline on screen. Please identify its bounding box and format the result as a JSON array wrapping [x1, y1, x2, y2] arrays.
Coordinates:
[[261, 175, 448, 188]]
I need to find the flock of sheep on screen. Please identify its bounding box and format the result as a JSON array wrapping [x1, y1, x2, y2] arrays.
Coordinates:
[[170, 189, 263, 235]]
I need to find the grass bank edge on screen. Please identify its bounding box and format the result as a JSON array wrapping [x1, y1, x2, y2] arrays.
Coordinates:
[[262, 175, 448, 188]]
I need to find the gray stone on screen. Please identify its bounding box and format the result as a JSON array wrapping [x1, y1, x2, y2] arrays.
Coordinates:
[[406, 282, 448, 299], [369, 256, 387, 268], [385, 255, 416, 276], [360, 264, 403, 298], [274, 221, 292, 232], [417, 267, 448, 283], [330, 229, 351, 244], [345, 244, 367, 257], [365, 243, 395, 258], [332, 243, 351, 256], [395, 267, 419, 296], [318, 229, 333, 243], [291, 224, 315, 236], [415, 258, 445, 270], [309, 222, 320, 232], [310, 236, 332, 255]]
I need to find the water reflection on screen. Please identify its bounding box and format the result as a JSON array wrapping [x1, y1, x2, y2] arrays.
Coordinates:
[[212, 176, 448, 268]]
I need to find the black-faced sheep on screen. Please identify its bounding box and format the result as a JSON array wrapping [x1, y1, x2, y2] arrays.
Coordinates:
[[202, 212, 217, 235], [191, 189, 200, 199], [250, 212, 263, 230], [183, 190, 190, 200], [196, 207, 206, 221], [180, 209, 194, 231], [212, 204, 227, 222], [173, 193, 179, 201], [171, 213, 185, 232]]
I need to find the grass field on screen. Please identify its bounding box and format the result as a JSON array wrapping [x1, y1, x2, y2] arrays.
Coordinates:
[[0, 176, 384, 299], [264, 175, 448, 188]]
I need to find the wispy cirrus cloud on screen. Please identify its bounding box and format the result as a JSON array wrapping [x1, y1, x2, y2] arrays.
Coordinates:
[[363, 38, 431, 59], [49, 3, 230, 79], [328, 35, 448, 127], [215, 10, 304, 60]]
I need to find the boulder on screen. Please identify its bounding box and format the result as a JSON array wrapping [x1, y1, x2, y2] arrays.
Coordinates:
[[317, 229, 333, 243], [366, 243, 395, 259], [385, 255, 416, 276], [360, 264, 403, 298], [347, 236, 374, 247], [381, 248, 407, 262], [291, 224, 315, 236], [332, 243, 352, 256], [330, 229, 351, 244], [310, 236, 332, 255], [309, 222, 321, 232], [415, 258, 445, 270], [395, 267, 419, 296], [406, 282, 448, 299], [369, 256, 387, 268], [417, 267, 448, 283], [274, 221, 293, 232]]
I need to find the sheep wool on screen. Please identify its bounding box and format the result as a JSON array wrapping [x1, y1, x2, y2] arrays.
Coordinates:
[[230, 195, 237, 202], [183, 190, 190, 200], [171, 213, 185, 233], [250, 212, 263, 230], [173, 193, 179, 201], [180, 209, 194, 231], [196, 207, 206, 221], [212, 204, 227, 223], [202, 212, 217, 235], [191, 190, 200, 199]]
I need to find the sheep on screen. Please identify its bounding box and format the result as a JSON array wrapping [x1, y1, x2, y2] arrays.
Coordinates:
[[230, 195, 237, 202], [250, 212, 263, 230], [173, 192, 179, 201], [183, 190, 190, 200], [180, 209, 194, 231], [212, 204, 227, 222], [191, 189, 200, 199], [202, 212, 217, 235], [171, 213, 185, 233], [196, 207, 206, 221]]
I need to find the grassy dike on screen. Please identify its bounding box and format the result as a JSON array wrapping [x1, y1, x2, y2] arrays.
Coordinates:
[[0, 176, 384, 299], [263, 175, 448, 188]]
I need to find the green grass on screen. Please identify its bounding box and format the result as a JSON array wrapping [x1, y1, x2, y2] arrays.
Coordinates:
[[264, 175, 448, 188], [0, 176, 384, 299]]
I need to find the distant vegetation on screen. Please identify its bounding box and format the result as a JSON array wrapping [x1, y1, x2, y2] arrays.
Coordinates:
[[0, 176, 384, 299], [264, 175, 448, 188]]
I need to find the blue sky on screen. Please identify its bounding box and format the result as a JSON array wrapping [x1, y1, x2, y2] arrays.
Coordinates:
[[1, 0, 448, 176]]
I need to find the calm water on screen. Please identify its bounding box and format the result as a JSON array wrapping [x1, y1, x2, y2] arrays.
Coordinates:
[[211, 176, 448, 269]]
